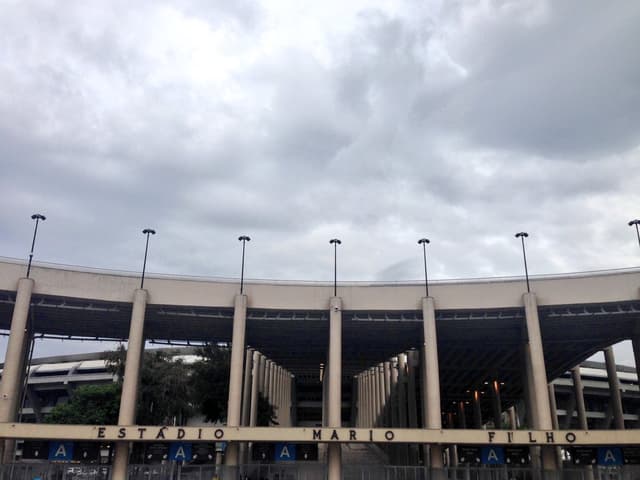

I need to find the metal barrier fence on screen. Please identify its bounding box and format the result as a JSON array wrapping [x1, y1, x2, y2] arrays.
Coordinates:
[[1, 464, 640, 480]]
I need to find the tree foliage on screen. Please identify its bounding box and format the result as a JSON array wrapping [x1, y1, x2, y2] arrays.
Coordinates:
[[106, 347, 194, 425], [46, 383, 120, 425], [191, 344, 276, 426], [45, 344, 275, 427]]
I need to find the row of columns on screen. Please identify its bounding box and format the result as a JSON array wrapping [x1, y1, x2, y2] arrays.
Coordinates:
[[1, 275, 638, 480]]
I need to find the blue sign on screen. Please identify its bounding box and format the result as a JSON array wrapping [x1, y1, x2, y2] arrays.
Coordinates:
[[481, 446, 505, 465], [597, 447, 623, 466], [169, 442, 192, 462], [48, 441, 74, 462], [275, 443, 296, 462]]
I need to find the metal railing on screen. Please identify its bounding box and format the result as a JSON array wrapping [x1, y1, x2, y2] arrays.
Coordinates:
[[1, 464, 639, 480]]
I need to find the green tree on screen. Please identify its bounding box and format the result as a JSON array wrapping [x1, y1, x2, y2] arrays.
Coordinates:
[[191, 343, 276, 425], [106, 347, 194, 425], [45, 383, 120, 425]]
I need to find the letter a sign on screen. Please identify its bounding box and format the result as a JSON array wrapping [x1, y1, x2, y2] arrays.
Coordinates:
[[481, 446, 505, 465], [48, 442, 74, 462], [275, 443, 296, 462], [597, 447, 623, 466], [169, 442, 193, 462]]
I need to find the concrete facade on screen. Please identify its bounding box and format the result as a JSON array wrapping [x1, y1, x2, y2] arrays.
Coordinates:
[[1, 259, 640, 479]]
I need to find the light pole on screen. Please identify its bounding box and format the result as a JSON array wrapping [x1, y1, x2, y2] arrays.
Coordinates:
[[26, 213, 46, 278], [140, 228, 156, 289], [329, 239, 341, 297], [629, 219, 640, 250], [514, 232, 530, 293], [238, 235, 251, 294], [418, 238, 430, 297]]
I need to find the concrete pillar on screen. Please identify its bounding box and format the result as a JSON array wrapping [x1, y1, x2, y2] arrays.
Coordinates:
[[604, 347, 625, 429], [224, 294, 248, 466], [249, 352, 261, 427], [239, 347, 254, 463], [472, 390, 482, 428], [355, 375, 361, 427], [322, 362, 328, 427], [258, 354, 266, 395], [241, 348, 254, 426], [327, 296, 342, 480], [291, 375, 297, 426], [112, 289, 148, 480], [571, 367, 588, 429], [407, 354, 420, 465], [383, 361, 391, 418], [421, 297, 443, 471], [390, 358, 399, 427], [369, 368, 377, 426], [397, 353, 409, 465], [377, 365, 385, 426], [407, 352, 418, 429], [247, 351, 261, 463], [548, 383, 563, 468], [0, 278, 34, 464], [270, 362, 277, 406], [457, 402, 467, 428], [523, 292, 556, 471], [274, 366, 282, 422], [398, 354, 408, 428], [570, 368, 594, 480], [266, 361, 273, 404], [491, 380, 502, 429], [508, 406, 518, 430], [368, 369, 375, 427]]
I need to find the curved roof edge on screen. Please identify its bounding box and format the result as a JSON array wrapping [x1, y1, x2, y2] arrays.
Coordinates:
[[1, 257, 639, 310]]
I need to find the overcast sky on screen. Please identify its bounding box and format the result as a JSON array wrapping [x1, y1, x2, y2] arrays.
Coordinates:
[[1, 1, 639, 363]]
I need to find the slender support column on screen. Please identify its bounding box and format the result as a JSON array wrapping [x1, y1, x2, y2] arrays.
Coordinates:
[[258, 355, 266, 395], [508, 406, 518, 430], [0, 278, 34, 464], [322, 361, 328, 427], [224, 294, 248, 466], [491, 380, 502, 429], [384, 362, 391, 426], [572, 367, 588, 429], [265, 361, 273, 404], [390, 358, 399, 427], [604, 347, 625, 429], [523, 292, 556, 471], [397, 353, 409, 465], [351, 376, 358, 427], [356, 375, 361, 427], [571, 367, 594, 480], [377, 365, 384, 426], [367, 369, 374, 427], [548, 383, 563, 468], [457, 402, 467, 428], [522, 343, 538, 429], [421, 297, 443, 472], [373, 367, 380, 426], [248, 351, 261, 462], [390, 359, 399, 463], [472, 390, 482, 428], [406, 354, 420, 464], [241, 348, 254, 426], [291, 375, 297, 426], [239, 347, 254, 463], [249, 352, 261, 427], [112, 289, 148, 480], [327, 297, 342, 480], [407, 352, 418, 429]]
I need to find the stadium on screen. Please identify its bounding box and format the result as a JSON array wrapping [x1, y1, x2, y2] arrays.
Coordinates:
[[0, 257, 639, 480]]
